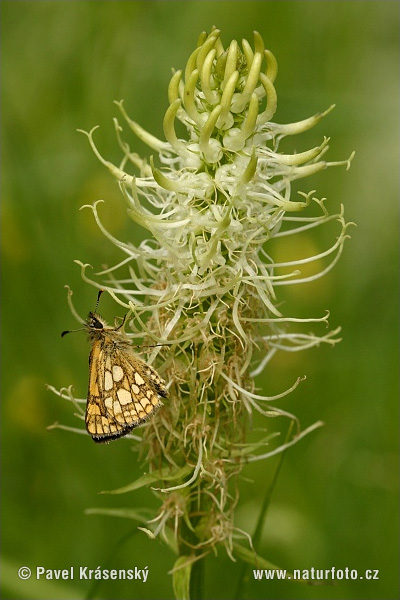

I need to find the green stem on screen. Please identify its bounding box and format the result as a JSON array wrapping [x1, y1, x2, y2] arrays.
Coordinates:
[[189, 555, 205, 600], [177, 495, 205, 600], [234, 421, 295, 599]]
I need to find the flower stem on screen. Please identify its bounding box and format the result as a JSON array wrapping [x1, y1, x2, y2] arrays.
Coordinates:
[[234, 421, 295, 599], [189, 556, 205, 600]]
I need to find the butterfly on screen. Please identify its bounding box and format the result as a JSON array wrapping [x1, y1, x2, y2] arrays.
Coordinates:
[[62, 291, 167, 443]]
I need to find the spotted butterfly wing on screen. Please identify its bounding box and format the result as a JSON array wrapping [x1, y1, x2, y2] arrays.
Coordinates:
[[85, 312, 167, 443]]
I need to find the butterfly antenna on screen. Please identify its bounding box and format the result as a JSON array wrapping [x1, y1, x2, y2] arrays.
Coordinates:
[[94, 289, 105, 312], [61, 327, 85, 338], [62, 289, 105, 337]]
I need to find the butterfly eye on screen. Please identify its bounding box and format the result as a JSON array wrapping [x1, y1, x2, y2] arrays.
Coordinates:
[[91, 317, 103, 329]]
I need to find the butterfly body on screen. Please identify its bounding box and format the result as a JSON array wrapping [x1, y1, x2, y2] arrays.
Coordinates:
[[84, 311, 167, 443]]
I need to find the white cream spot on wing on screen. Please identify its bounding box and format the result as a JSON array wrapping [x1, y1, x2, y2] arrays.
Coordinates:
[[117, 389, 132, 405], [134, 403, 146, 418], [104, 371, 113, 391], [134, 372, 145, 385], [112, 365, 124, 382], [105, 397, 113, 410], [131, 383, 140, 395]]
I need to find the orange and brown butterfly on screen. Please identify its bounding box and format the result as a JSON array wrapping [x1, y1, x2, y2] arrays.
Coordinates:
[[62, 290, 167, 443]]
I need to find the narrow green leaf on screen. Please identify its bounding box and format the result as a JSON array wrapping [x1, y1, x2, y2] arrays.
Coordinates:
[[233, 543, 308, 584], [172, 556, 192, 600], [100, 465, 192, 494], [85, 507, 153, 521], [233, 542, 283, 572]]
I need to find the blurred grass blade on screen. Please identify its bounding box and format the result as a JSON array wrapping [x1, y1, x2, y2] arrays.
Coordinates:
[[1, 558, 84, 600]]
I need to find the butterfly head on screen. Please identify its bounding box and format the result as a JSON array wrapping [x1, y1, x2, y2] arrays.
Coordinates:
[[86, 312, 106, 331], [61, 290, 124, 339]]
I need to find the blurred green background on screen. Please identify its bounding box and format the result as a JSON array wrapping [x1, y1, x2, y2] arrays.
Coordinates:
[[1, 2, 398, 599]]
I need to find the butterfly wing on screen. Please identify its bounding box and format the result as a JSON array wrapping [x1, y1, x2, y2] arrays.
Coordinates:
[[85, 339, 166, 443]]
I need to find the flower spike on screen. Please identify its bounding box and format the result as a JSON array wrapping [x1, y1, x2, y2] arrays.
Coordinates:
[[59, 30, 354, 569]]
